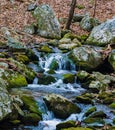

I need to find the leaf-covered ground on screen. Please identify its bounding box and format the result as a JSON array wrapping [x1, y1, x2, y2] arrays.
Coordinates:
[[0, 0, 115, 43]]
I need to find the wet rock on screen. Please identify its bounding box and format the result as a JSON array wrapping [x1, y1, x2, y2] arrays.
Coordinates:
[[84, 107, 97, 117], [21, 95, 42, 116], [86, 18, 115, 46], [44, 94, 81, 119], [113, 118, 115, 124], [56, 120, 76, 130], [108, 50, 115, 71], [38, 74, 56, 85], [76, 93, 93, 104], [61, 127, 93, 130], [40, 45, 53, 53], [68, 45, 103, 70], [63, 73, 75, 83], [80, 14, 100, 31], [22, 113, 41, 125], [32, 4, 61, 39], [88, 111, 106, 118], [49, 59, 59, 70]]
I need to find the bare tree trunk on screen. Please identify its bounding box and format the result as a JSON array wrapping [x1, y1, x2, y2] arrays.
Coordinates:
[[93, 0, 97, 18], [66, 0, 76, 30]]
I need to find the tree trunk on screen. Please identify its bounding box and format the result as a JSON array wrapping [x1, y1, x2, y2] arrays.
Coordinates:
[[66, 0, 77, 30]]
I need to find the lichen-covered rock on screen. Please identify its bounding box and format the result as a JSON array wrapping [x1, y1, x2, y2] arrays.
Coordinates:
[[80, 15, 100, 31], [44, 94, 81, 119], [86, 18, 115, 46], [108, 50, 115, 71], [68, 45, 103, 70], [32, 4, 61, 39], [0, 78, 12, 121]]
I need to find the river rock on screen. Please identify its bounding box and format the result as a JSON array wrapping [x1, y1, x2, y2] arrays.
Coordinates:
[[80, 14, 100, 31], [68, 45, 103, 70], [108, 49, 115, 71], [44, 94, 81, 119], [32, 4, 61, 39], [60, 127, 93, 130], [86, 18, 115, 46], [63, 73, 75, 83]]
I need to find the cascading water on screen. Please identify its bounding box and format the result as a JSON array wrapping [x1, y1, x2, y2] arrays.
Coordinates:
[[23, 47, 114, 130]]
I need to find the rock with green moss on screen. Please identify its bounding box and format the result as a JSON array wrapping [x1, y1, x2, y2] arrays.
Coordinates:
[[68, 45, 103, 70], [38, 74, 56, 85], [49, 59, 59, 70], [59, 43, 78, 50], [63, 73, 75, 83], [40, 45, 53, 53], [63, 33, 78, 40], [108, 50, 115, 71], [59, 38, 71, 44], [21, 95, 42, 116], [113, 118, 115, 124], [56, 120, 76, 130], [109, 103, 115, 109], [44, 94, 81, 119], [24, 25, 35, 34], [84, 107, 97, 117], [15, 54, 30, 64], [80, 14, 100, 31], [76, 93, 93, 104], [77, 71, 89, 81], [22, 113, 41, 125], [61, 127, 93, 130], [46, 69, 56, 74], [32, 4, 61, 39], [86, 18, 115, 46], [88, 111, 106, 118]]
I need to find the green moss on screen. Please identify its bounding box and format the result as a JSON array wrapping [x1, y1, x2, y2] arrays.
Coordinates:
[[46, 69, 56, 74], [61, 127, 93, 130], [16, 54, 30, 64], [76, 95, 93, 104], [40, 45, 52, 53], [109, 103, 115, 109], [10, 120, 21, 125], [76, 5, 85, 9], [56, 121, 76, 130], [83, 117, 104, 124], [63, 73, 75, 83], [22, 113, 41, 125], [113, 118, 115, 124], [49, 59, 59, 70], [84, 107, 97, 117], [21, 95, 42, 117], [63, 33, 78, 40], [7, 73, 27, 88]]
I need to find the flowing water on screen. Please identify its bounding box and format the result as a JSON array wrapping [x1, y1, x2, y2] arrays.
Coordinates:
[[9, 47, 114, 130]]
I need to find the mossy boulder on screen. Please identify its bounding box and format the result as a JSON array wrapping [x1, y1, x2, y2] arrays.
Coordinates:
[[108, 50, 115, 71], [63, 73, 75, 83], [84, 107, 97, 117], [49, 59, 59, 70], [21, 95, 42, 116], [22, 113, 41, 125], [61, 127, 93, 130], [88, 111, 106, 118], [109, 103, 115, 109], [38, 74, 56, 85], [76, 93, 93, 104], [56, 120, 76, 130], [68, 45, 103, 70], [113, 118, 115, 124], [32, 4, 61, 39], [86, 18, 115, 46], [44, 94, 81, 119]]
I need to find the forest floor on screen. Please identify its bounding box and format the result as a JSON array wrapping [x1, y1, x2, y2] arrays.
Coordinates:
[[0, 0, 115, 44]]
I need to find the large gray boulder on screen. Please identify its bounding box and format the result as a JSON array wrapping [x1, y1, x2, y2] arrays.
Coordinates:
[[44, 94, 81, 119], [0, 77, 11, 121], [33, 4, 61, 39], [68, 45, 103, 70], [86, 18, 115, 46]]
